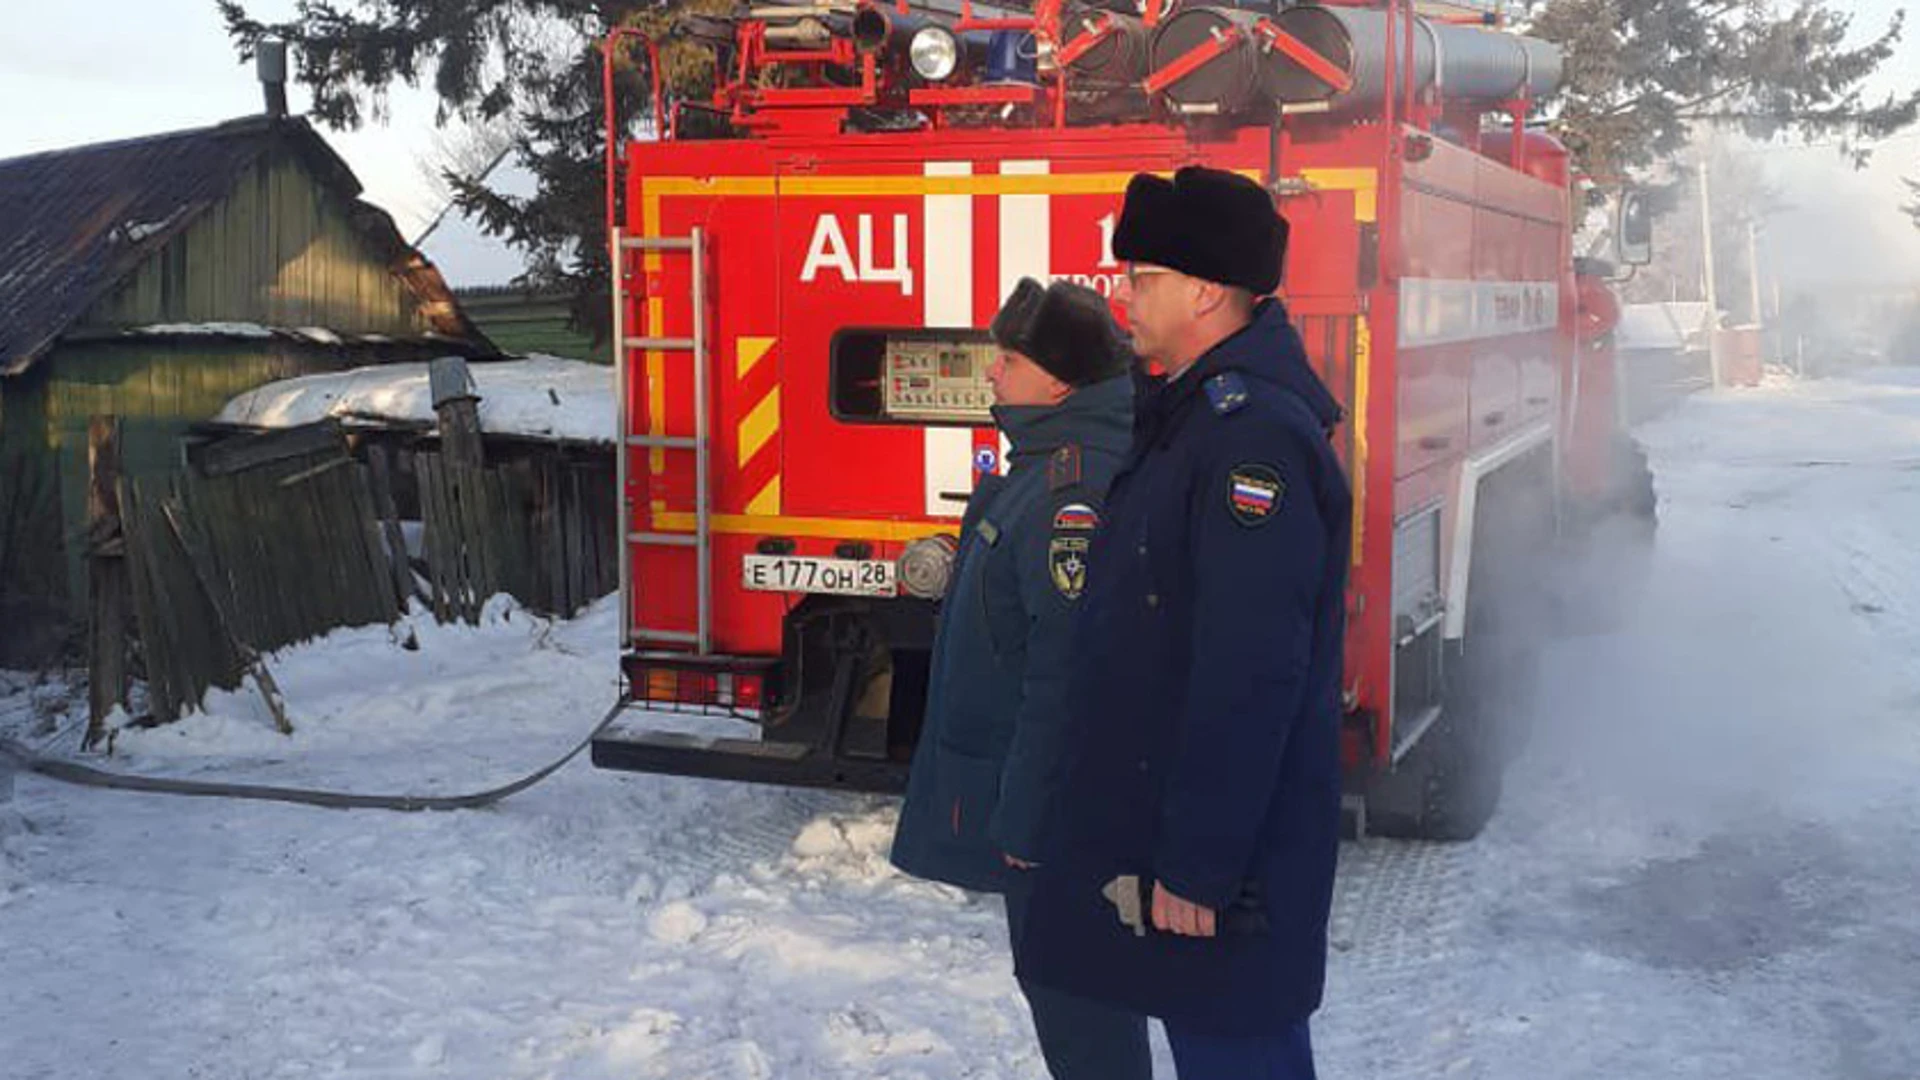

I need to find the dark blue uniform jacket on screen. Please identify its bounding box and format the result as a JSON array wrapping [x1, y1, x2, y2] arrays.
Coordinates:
[[890, 374, 1132, 892], [1013, 300, 1352, 1036]]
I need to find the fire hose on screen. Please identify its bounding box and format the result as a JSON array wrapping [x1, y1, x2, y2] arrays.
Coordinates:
[[0, 699, 626, 813]]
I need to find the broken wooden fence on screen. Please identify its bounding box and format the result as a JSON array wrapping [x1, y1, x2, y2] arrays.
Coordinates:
[[120, 430, 402, 722], [111, 419, 616, 723], [414, 452, 616, 625]]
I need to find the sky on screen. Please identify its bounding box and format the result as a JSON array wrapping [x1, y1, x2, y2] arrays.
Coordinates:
[[1, 0, 1916, 290], [0, 0, 448, 235]]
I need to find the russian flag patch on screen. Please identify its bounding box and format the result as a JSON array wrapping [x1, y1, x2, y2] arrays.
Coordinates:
[[1226, 463, 1284, 527], [1053, 503, 1100, 531]]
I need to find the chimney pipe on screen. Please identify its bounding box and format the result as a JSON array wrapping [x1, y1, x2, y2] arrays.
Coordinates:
[[258, 39, 289, 118]]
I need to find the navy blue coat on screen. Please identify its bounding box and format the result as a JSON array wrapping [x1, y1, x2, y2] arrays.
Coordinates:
[[890, 375, 1133, 893], [1012, 300, 1352, 1036]]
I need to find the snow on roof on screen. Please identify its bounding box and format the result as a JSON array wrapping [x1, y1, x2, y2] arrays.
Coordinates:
[[216, 355, 613, 445], [140, 321, 278, 339], [129, 323, 444, 346]]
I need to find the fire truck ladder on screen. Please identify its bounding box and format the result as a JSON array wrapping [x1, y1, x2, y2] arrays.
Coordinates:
[[613, 226, 713, 655]]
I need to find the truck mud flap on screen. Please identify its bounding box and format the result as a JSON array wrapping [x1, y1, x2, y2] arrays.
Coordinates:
[[591, 728, 910, 794]]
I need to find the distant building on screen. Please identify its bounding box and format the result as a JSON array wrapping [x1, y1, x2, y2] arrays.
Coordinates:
[[455, 286, 605, 365]]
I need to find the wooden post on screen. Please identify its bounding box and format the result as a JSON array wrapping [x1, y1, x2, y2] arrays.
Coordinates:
[[430, 358, 488, 622], [86, 416, 130, 749], [430, 357, 485, 470]]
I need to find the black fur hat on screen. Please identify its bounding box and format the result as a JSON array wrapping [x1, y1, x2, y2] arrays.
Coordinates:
[[989, 278, 1132, 387], [1111, 166, 1289, 293]]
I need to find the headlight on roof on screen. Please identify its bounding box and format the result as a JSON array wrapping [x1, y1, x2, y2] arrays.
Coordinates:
[[910, 25, 963, 82]]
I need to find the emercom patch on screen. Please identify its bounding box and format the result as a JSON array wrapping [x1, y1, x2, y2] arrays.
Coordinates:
[[1227, 462, 1285, 527], [1049, 535, 1090, 599]]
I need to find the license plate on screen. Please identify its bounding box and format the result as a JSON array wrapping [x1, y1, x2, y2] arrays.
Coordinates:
[[741, 554, 897, 597]]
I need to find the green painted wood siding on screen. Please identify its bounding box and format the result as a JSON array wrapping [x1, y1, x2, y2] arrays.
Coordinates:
[[476, 316, 607, 364], [10, 341, 359, 628], [456, 293, 607, 365], [81, 151, 432, 336], [0, 371, 65, 661]]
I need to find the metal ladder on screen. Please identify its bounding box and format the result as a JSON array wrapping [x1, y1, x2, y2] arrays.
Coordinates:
[[612, 225, 712, 655]]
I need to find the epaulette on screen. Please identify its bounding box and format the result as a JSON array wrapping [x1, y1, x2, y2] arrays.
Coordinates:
[[1048, 443, 1083, 491], [1205, 371, 1250, 416]]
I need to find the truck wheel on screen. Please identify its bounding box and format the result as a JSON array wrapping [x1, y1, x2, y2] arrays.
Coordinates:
[[1368, 452, 1548, 842], [1366, 642, 1507, 842]]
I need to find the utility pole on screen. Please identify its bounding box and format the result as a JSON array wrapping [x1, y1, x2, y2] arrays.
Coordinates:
[[1699, 157, 1724, 388], [1772, 274, 1786, 374]]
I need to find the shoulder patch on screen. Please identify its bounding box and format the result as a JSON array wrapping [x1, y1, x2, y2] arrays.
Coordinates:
[[1048, 443, 1083, 491], [1052, 502, 1100, 531], [1226, 462, 1285, 527], [1205, 371, 1250, 416], [1048, 535, 1090, 599]]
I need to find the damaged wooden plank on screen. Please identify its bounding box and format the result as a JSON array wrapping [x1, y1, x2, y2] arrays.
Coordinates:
[[366, 444, 416, 609], [160, 500, 292, 736], [118, 479, 173, 723], [191, 419, 347, 478]]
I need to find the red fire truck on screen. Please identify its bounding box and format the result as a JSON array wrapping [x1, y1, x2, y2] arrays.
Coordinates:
[[589, 0, 1651, 839]]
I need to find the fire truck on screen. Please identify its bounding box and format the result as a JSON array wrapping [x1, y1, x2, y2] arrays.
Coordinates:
[[588, 0, 1652, 839]]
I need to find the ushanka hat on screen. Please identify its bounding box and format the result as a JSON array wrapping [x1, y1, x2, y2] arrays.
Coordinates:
[[1111, 165, 1289, 294], [989, 278, 1133, 386]]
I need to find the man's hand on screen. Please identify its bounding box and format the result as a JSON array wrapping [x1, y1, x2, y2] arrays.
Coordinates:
[[1004, 854, 1039, 870], [1151, 881, 1217, 937]]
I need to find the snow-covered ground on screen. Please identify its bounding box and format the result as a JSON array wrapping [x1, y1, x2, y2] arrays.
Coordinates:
[[6, 369, 1920, 1079]]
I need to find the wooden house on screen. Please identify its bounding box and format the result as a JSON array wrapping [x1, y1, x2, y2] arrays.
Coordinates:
[[0, 114, 493, 664]]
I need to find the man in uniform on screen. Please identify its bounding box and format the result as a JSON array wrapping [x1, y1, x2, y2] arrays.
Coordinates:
[[1014, 167, 1352, 1079], [889, 278, 1148, 1079]]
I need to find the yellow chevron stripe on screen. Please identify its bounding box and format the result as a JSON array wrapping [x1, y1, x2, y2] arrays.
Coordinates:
[[737, 336, 776, 380], [744, 476, 781, 516], [738, 387, 781, 464]]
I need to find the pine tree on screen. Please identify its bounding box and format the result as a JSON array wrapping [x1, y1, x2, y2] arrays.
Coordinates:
[[1526, 0, 1919, 181]]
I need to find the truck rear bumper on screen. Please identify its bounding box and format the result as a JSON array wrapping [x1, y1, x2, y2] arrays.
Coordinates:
[[591, 725, 909, 794]]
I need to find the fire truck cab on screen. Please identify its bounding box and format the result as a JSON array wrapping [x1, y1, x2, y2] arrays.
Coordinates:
[[589, 0, 1652, 840]]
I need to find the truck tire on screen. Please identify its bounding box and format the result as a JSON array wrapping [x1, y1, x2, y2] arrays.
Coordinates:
[[1367, 452, 1549, 841], [1366, 640, 1507, 842]]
